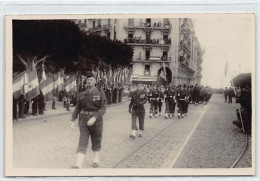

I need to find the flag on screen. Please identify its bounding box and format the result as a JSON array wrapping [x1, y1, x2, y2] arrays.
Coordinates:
[[57, 71, 64, 92], [40, 64, 47, 83], [24, 69, 40, 100], [13, 72, 25, 100], [64, 75, 76, 95], [39, 77, 54, 100], [158, 62, 167, 85]]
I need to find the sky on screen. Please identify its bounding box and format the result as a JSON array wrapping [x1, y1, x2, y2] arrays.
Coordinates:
[[192, 15, 254, 88]]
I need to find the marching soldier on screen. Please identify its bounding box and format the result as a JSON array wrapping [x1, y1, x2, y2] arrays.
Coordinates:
[[183, 85, 189, 116], [164, 85, 177, 118], [176, 85, 186, 119], [70, 72, 107, 168], [157, 85, 164, 116], [128, 83, 148, 139], [149, 85, 160, 118], [193, 84, 200, 106]]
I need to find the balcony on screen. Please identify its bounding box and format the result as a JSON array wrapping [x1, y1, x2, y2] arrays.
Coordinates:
[[124, 22, 171, 32], [87, 25, 102, 33], [124, 38, 171, 48], [102, 24, 111, 31], [133, 56, 171, 63]]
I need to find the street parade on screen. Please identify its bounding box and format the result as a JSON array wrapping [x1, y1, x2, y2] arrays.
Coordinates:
[[10, 17, 253, 172]]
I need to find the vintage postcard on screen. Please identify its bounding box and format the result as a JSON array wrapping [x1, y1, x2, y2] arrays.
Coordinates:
[[5, 13, 255, 176]]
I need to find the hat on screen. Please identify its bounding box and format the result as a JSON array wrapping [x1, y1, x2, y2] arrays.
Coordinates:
[[86, 72, 95, 78]]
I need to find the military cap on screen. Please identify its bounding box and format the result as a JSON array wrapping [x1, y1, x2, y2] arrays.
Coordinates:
[[86, 72, 95, 78]]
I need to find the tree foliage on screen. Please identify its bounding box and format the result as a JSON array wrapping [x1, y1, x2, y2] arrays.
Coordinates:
[[13, 20, 133, 75], [13, 20, 82, 73]]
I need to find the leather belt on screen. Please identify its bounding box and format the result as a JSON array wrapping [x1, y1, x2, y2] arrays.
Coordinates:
[[150, 98, 158, 100], [81, 110, 98, 115]]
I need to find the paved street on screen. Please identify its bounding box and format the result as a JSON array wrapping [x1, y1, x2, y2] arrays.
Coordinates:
[[13, 94, 251, 168]]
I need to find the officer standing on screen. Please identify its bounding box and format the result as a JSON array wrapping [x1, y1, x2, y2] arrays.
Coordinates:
[[18, 94, 26, 118], [70, 72, 107, 168], [129, 83, 147, 139], [228, 87, 233, 103], [224, 87, 228, 102]]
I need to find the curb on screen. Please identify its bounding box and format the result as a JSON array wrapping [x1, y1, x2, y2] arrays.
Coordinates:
[[14, 98, 130, 123]]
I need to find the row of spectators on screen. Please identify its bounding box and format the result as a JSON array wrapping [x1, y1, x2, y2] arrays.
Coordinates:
[[124, 37, 171, 45]]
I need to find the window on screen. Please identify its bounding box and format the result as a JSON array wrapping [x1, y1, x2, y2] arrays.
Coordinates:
[[128, 31, 133, 39], [108, 19, 111, 25], [97, 19, 101, 27], [162, 51, 168, 61], [145, 65, 150, 75], [163, 18, 170, 27], [107, 32, 110, 38], [92, 21, 95, 28], [128, 18, 134, 27], [163, 32, 168, 40], [145, 50, 150, 60], [114, 26, 116, 40], [146, 18, 151, 27]]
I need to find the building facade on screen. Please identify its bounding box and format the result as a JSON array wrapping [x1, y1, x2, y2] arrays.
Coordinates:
[[72, 18, 203, 85]]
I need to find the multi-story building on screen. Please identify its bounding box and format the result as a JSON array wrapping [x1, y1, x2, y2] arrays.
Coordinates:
[[72, 18, 203, 85]]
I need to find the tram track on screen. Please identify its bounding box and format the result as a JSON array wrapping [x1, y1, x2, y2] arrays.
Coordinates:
[[230, 133, 249, 168], [112, 107, 206, 168], [111, 117, 180, 168], [111, 100, 249, 169]]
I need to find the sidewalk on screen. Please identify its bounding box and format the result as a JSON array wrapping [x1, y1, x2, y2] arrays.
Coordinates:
[[14, 97, 129, 123]]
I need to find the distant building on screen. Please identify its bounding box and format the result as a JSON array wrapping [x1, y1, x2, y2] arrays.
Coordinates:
[[72, 18, 203, 85]]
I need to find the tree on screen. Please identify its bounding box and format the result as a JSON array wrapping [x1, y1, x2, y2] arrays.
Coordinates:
[[13, 20, 133, 76], [13, 20, 83, 74], [80, 34, 133, 72]]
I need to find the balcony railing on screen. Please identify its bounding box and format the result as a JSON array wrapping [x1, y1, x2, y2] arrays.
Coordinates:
[[102, 24, 111, 31], [124, 22, 171, 31], [124, 38, 171, 46], [133, 56, 171, 62], [87, 25, 102, 33]]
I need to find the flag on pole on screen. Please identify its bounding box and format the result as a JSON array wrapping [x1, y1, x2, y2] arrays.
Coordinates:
[[39, 77, 54, 100], [57, 71, 64, 92], [24, 69, 40, 100], [64, 75, 77, 95], [13, 72, 25, 100], [40, 64, 47, 83], [158, 62, 167, 85]]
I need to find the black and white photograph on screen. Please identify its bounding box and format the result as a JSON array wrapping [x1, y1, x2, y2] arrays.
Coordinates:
[[5, 14, 255, 176]]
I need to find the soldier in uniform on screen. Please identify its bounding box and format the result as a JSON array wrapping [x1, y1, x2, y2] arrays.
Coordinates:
[[164, 85, 176, 118], [70, 72, 107, 168], [176, 85, 186, 119], [128, 83, 148, 139], [149, 85, 160, 118], [193, 84, 200, 106], [224, 87, 228, 102], [183, 85, 189, 116], [18, 94, 26, 118], [157, 85, 164, 116]]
